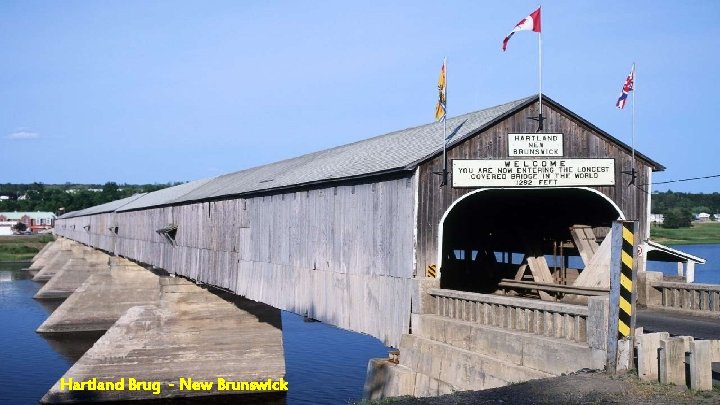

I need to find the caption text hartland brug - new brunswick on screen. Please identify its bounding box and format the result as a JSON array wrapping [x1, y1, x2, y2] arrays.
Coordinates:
[[59, 377, 289, 395]]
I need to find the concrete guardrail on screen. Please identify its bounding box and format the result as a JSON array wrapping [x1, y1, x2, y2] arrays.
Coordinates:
[[427, 288, 608, 347], [651, 281, 720, 312]]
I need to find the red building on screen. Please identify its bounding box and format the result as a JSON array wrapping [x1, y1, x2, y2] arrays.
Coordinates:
[[0, 211, 56, 234]]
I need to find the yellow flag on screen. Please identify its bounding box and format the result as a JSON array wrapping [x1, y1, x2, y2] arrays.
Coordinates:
[[435, 60, 446, 121]]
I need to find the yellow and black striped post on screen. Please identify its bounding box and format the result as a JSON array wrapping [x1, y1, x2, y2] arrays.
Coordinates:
[[617, 223, 635, 339], [607, 220, 638, 373]]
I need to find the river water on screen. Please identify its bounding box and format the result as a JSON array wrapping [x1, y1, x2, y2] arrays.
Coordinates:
[[0, 262, 389, 405], [646, 243, 720, 284]]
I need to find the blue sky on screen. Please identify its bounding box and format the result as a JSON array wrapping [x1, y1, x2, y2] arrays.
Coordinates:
[[1, 1, 718, 193]]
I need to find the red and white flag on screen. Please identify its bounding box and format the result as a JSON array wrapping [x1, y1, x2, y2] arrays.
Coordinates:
[[616, 64, 635, 109], [502, 7, 541, 51]]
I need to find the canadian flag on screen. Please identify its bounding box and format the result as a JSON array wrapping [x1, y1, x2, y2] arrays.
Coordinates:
[[502, 7, 541, 51]]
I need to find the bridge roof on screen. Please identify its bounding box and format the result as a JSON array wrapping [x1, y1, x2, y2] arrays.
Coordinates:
[[61, 193, 147, 218], [646, 240, 706, 264], [111, 94, 663, 212], [116, 177, 216, 212]]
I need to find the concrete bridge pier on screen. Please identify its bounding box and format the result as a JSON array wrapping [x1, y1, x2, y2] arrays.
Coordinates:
[[36, 257, 161, 333], [31, 239, 55, 262], [32, 242, 89, 282], [26, 238, 71, 274], [40, 272, 286, 403], [34, 249, 112, 300]]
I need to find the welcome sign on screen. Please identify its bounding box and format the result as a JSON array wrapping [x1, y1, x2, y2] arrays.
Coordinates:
[[452, 158, 615, 188]]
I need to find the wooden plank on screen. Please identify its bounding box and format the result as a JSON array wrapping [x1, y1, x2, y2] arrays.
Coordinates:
[[499, 279, 609, 296], [513, 260, 529, 281], [525, 249, 554, 301], [573, 229, 613, 289], [570, 225, 599, 266]]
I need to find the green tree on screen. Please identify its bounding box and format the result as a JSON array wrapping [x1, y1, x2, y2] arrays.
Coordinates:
[[100, 182, 120, 203], [662, 208, 693, 229], [12, 222, 27, 232]]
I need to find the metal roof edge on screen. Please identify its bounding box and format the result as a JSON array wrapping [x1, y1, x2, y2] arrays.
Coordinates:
[[646, 239, 706, 263], [403, 96, 537, 170], [64, 193, 148, 218], [113, 168, 416, 213]]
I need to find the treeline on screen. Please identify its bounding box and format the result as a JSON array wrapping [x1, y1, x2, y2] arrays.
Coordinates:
[[651, 191, 720, 214], [651, 191, 720, 229], [0, 182, 182, 214]]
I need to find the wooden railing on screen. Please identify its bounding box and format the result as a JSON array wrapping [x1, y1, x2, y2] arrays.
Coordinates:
[[651, 281, 720, 312], [427, 289, 594, 344]]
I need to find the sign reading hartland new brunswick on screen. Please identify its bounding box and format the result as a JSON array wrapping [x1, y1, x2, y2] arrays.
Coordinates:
[[508, 133, 563, 157], [452, 158, 615, 187]]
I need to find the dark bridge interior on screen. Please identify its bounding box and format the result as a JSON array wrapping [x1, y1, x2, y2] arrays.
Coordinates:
[[440, 188, 622, 293]]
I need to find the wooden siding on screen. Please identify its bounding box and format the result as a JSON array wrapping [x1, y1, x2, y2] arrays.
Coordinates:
[[56, 176, 417, 346], [416, 100, 654, 274]]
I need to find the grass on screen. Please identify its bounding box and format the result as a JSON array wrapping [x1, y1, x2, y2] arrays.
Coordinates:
[[650, 221, 720, 245], [0, 234, 53, 261]]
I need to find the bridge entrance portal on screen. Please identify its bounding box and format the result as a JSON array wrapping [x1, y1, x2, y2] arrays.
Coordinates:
[[438, 188, 624, 294]]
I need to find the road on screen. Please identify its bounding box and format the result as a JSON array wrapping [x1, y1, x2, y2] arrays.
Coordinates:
[[637, 309, 720, 339]]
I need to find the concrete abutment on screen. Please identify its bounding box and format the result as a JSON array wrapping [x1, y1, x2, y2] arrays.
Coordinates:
[[364, 284, 610, 400]]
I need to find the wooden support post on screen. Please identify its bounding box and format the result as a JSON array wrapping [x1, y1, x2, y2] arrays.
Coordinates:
[[570, 225, 599, 267], [525, 252, 554, 301]]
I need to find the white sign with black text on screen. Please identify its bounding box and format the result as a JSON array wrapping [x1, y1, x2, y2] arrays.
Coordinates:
[[508, 133, 563, 157], [452, 158, 615, 187]]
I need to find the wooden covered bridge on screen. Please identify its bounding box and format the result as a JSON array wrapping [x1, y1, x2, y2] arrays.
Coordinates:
[[54, 94, 666, 346]]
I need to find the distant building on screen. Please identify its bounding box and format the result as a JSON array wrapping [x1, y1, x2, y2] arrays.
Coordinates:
[[0, 221, 17, 236], [0, 211, 56, 233], [650, 213, 664, 224], [695, 212, 711, 222]]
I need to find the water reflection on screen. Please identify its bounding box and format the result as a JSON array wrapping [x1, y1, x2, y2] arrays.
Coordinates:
[[35, 298, 65, 314], [0, 265, 33, 281], [40, 331, 106, 363]]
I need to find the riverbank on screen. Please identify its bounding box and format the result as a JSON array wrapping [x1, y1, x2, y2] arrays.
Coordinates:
[[650, 222, 720, 245], [358, 370, 720, 404], [0, 234, 53, 261]]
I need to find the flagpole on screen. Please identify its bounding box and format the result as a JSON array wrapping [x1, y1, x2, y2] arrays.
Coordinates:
[[442, 57, 448, 186], [631, 62, 636, 172], [537, 5, 543, 132]]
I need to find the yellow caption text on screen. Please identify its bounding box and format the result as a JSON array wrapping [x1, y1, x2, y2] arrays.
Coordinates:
[[59, 377, 289, 395]]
